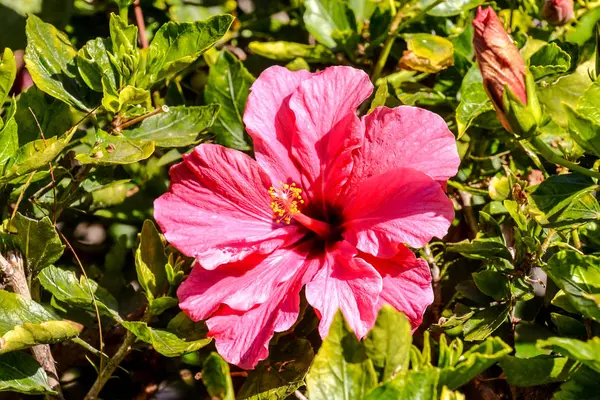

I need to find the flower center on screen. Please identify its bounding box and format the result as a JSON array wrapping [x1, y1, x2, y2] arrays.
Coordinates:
[[268, 181, 337, 240], [268, 182, 305, 224]]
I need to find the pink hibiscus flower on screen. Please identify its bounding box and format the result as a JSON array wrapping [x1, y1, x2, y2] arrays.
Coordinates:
[[154, 66, 459, 369]]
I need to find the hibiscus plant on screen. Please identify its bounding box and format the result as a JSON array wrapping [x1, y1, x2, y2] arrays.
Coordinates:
[[0, 0, 600, 399]]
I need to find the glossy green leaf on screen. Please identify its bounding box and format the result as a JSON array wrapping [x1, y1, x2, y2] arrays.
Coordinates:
[[0, 116, 18, 173], [202, 353, 235, 400], [529, 43, 571, 81], [249, 41, 336, 63], [565, 105, 600, 158], [447, 238, 513, 261], [124, 104, 219, 147], [14, 86, 71, 146], [0, 48, 16, 105], [553, 366, 600, 400], [109, 13, 137, 58], [438, 336, 511, 390], [401, 34, 454, 73], [0, 129, 75, 183], [37, 265, 120, 320], [0, 290, 81, 354], [204, 51, 255, 150], [545, 251, 600, 322], [24, 15, 98, 111], [135, 220, 167, 299], [77, 37, 118, 92], [550, 312, 587, 338], [238, 338, 314, 400], [76, 130, 155, 165], [146, 14, 234, 84], [463, 304, 510, 341], [537, 337, 600, 373], [303, 0, 358, 50], [472, 270, 510, 301], [306, 311, 377, 400], [121, 321, 212, 357], [13, 213, 64, 273], [499, 355, 578, 387], [0, 351, 55, 395], [529, 174, 600, 228], [363, 369, 440, 400], [149, 297, 178, 317], [456, 83, 494, 138], [363, 305, 412, 381], [102, 83, 150, 114], [422, 0, 484, 17]]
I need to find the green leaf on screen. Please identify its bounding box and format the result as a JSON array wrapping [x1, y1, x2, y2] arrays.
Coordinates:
[[400, 34, 454, 73], [76, 130, 155, 165], [554, 366, 600, 400], [576, 77, 600, 126], [102, 83, 150, 114], [135, 220, 167, 299], [249, 41, 336, 63], [551, 312, 587, 337], [24, 15, 99, 111], [0, 290, 82, 354], [77, 37, 117, 92], [446, 238, 513, 261], [13, 213, 64, 273], [202, 353, 235, 400], [0, 351, 55, 395], [0, 48, 16, 106], [529, 43, 572, 81], [472, 270, 510, 301], [348, 0, 377, 26], [363, 369, 440, 400], [463, 304, 510, 341], [146, 14, 234, 84], [306, 311, 377, 400], [149, 297, 178, 316], [109, 13, 137, 57], [238, 338, 314, 400], [499, 355, 578, 387], [438, 336, 511, 390], [565, 105, 600, 158], [124, 105, 219, 147], [363, 305, 412, 381], [37, 265, 120, 320], [303, 0, 358, 51], [529, 174, 600, 228], [422, 0, 484, 17], [0, 116, 18, 173], [14, 86, 71, 146], [121, 321, 212, 357], [537, 337, 600, 373], [456, 83, 494, 138], [204, 51, 255, 150], [545, 251, 600, 322], [537, 63, 593, 126], [0, 129, 75, 183]]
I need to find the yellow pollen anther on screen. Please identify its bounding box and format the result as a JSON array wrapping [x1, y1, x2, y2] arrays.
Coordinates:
[[268, 181, 304, 224]]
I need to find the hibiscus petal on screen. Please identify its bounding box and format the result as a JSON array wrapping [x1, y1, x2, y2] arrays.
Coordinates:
[[360, 246, 433, 329], [348, 106, 459, 192], [342, 167, 454, 257], [178, 243, 315, 321], [154, 144, 303, 269], [243, 66, 312, 183], [288, 66, 372, 195], [205, 256, 320, 369], [305, 241, 382, 339]]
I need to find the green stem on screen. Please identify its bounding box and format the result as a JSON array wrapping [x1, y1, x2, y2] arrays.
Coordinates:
[[371, 10, 404, 83], [529, 135, 600, 180], [119, 5, 129, 20]]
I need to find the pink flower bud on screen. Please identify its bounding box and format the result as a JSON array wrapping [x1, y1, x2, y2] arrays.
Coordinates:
[[542, 0, 574, 26], [473, 7, 527, 131]]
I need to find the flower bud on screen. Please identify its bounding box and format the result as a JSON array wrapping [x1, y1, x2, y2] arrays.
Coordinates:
[[473, 7, 528, 133], [542, 0, 574, 26]]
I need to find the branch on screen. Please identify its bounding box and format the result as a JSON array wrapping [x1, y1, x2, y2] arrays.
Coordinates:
[[0, 252, 63, 399], [133, 0, 149, 49]]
